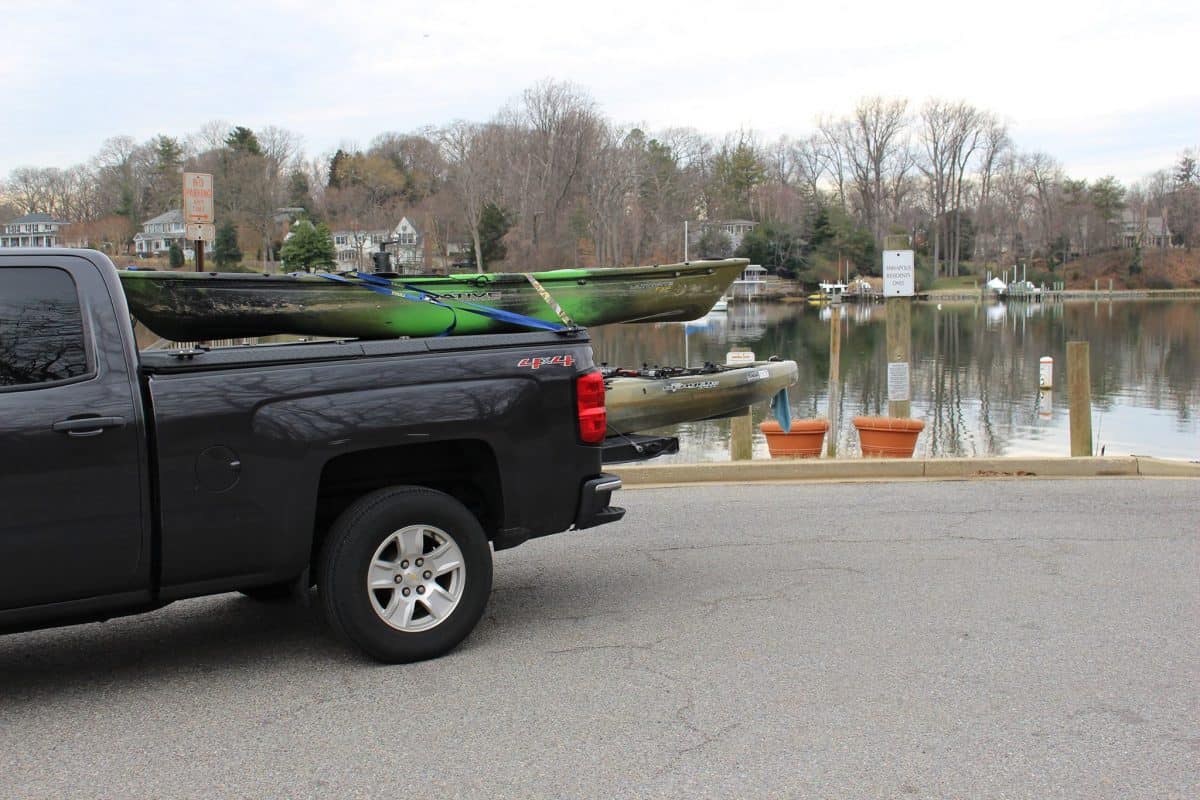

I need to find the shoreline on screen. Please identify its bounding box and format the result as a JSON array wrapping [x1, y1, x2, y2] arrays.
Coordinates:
[[611, 455, 1200, 487], [747, 284, 1200, 304]]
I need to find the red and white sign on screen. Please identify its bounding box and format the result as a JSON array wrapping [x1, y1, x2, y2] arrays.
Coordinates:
[[183, 173, 214, 224]]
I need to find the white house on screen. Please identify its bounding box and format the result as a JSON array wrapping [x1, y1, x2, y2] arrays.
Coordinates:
[[1121, 209, 1173, 249], [330, 217, 426, 273], [330, 226, 390, 269], [696, 219, 758, 254], [134, 209, 213, 258], [0, 212, 69, 248]]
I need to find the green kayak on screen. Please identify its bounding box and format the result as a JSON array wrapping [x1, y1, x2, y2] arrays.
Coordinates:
[[118, 259, 748, 341]]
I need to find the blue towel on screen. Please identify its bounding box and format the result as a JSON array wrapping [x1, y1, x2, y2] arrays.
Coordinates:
[[771, 387, 792, 433]]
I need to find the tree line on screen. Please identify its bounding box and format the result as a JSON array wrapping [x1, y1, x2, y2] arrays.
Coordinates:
[[2, 81, 1197, 280]]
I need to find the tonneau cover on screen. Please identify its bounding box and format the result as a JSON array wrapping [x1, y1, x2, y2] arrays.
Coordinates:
[[139, 329, 591, 374]]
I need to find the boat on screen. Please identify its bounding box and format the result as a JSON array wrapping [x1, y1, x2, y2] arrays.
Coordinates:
[[603, 359, 798, 434], [709, 295, 729, 313], [807, 281, 847, 304], [118, 259, 748, 341]]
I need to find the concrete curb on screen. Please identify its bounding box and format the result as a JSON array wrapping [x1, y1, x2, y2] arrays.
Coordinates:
[[611, 456, 1200, 486]]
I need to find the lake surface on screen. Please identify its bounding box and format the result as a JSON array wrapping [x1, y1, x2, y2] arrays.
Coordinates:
[[589, 298, 1200, 462]]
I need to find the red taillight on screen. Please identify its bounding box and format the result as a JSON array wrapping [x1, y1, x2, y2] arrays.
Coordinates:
[[576, 369, 607, 444]]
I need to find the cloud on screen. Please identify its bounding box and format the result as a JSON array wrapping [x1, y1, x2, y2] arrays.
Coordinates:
[[2, 0, 1197, 186]]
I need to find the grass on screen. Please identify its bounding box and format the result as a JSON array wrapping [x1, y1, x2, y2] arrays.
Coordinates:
[[928, 275, 980, 291]]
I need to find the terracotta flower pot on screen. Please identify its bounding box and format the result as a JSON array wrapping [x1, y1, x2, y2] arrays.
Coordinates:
[[761, 418, 829, 458], [852, 416, 925, 458]]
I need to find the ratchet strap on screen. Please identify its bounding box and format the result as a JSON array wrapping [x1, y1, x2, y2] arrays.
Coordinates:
[[523, 272, 577, 328]]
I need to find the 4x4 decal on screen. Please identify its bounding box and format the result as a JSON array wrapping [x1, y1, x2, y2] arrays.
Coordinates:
[[517, 355, 576, 370]]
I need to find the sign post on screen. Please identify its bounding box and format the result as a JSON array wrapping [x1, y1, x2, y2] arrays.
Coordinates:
[[183, 173, 214, 272], [827, 303, 841, 457], [882, 249, 915, 418]]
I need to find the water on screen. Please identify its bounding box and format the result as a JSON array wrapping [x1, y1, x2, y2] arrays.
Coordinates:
[[589, 299, 1200, 462]]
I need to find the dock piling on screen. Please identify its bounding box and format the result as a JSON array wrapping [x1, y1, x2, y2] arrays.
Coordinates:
[[1068, 341, 1093, 456]]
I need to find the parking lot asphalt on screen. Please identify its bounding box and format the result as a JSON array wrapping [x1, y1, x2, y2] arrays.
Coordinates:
[[1, 478, 1196, 799]]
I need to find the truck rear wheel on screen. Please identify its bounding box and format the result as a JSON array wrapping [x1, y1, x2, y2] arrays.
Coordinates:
[[317, 486, 492, 663]]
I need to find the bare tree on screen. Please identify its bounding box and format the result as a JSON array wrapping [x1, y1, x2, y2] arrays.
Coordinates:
[[917, 100, 985, 277], [842, 97, 910, 244], [585, 125, 639, 266], [440, 120, 501, 271], [1024, 151, 1063, 257], [5, 167, 54, 214], [790, 134, 832, 203], [511, 80, 603, 266], [994, 152, 1031, 264], [817, 115, 850, 212], [974, 118, 1010, 261]]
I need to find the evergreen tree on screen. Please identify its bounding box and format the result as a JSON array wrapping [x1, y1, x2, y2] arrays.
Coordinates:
[[225, 126, 262, 156], [328, 149, 349, 189], [478, 203, 513, 268], [287, 172, 311, 212], [696, 228, 733, 259], [214, 222, 243, 268], [168, 242, 184, 268], [735, 222, 806, 276], [280, 220, 336, 271]]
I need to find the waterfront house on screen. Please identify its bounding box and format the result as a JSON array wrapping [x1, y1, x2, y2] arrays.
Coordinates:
[[330, 217, 427, 273], [694, 219, 758, 255], [730, 263, 768, 299], [0, 212, 69, 248], [134, 209, 213, 258], [1121, 210, 1173, 249]]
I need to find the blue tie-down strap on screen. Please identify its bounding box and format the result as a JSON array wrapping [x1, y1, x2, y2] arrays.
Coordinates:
[[771, 387, 793, 433], [316, 271, 395, 296], [400, 284, 568, 333], [316, 272, 457, 335], [316, 272, 568, 333]]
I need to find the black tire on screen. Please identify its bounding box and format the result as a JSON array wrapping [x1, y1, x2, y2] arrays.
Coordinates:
[[239, 581, 295, 602], [317, 486, 492, 663]]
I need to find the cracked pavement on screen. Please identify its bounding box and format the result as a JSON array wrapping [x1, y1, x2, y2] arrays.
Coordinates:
[[0, 479, 1196, 799]]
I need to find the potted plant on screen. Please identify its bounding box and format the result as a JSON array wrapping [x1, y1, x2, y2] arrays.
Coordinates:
[[760, 418, 829, 458], [852, 416, 924, 458]]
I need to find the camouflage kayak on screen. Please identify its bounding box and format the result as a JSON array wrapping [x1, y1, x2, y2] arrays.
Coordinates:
[[603, 360, 798, 434], [118, 259, 747, 341]]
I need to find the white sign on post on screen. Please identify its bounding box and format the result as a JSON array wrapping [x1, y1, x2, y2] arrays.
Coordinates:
[[883, 250, 915, 297], [726, 349, 756, 366], [183, 172, 214, 225], [887, 361, 910, 402], [186, 223, 215, 241]]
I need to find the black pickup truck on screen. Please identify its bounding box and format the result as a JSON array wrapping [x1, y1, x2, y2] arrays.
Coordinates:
[[0, 249, 626, 662]]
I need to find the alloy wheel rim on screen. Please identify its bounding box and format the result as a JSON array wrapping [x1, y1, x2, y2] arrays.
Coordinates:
[[367, 524, 465, 632]]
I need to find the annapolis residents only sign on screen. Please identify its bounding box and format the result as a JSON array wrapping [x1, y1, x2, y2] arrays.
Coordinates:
[[883, 250, 915, 297]]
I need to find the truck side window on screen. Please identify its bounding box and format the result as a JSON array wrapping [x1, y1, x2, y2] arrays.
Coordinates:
[[0, 268, 89, 388]]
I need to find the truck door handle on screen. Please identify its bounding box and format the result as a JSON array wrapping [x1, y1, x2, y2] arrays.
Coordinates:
[[51, 416, 127, 437]]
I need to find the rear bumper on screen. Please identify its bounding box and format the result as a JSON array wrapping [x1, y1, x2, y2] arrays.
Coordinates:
[[574, 473, 625, 530]]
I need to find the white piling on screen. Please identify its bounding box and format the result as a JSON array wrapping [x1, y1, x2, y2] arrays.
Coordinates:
[[1039, 356, 1054, 389]]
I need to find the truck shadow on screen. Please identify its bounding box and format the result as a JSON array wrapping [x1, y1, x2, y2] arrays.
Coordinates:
[[0, 568, 646, 700], [0, 594, 351, 700]]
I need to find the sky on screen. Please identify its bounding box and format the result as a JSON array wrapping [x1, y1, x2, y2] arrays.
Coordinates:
[[1, 0, 1197, 186]]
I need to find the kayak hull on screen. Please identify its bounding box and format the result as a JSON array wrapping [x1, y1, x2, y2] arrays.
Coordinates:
[[604, 360, 799, 434], [118, 259, 748, 341]]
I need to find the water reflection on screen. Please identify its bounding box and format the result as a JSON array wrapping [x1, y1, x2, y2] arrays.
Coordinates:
[[590, 299, 1200, 461]]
